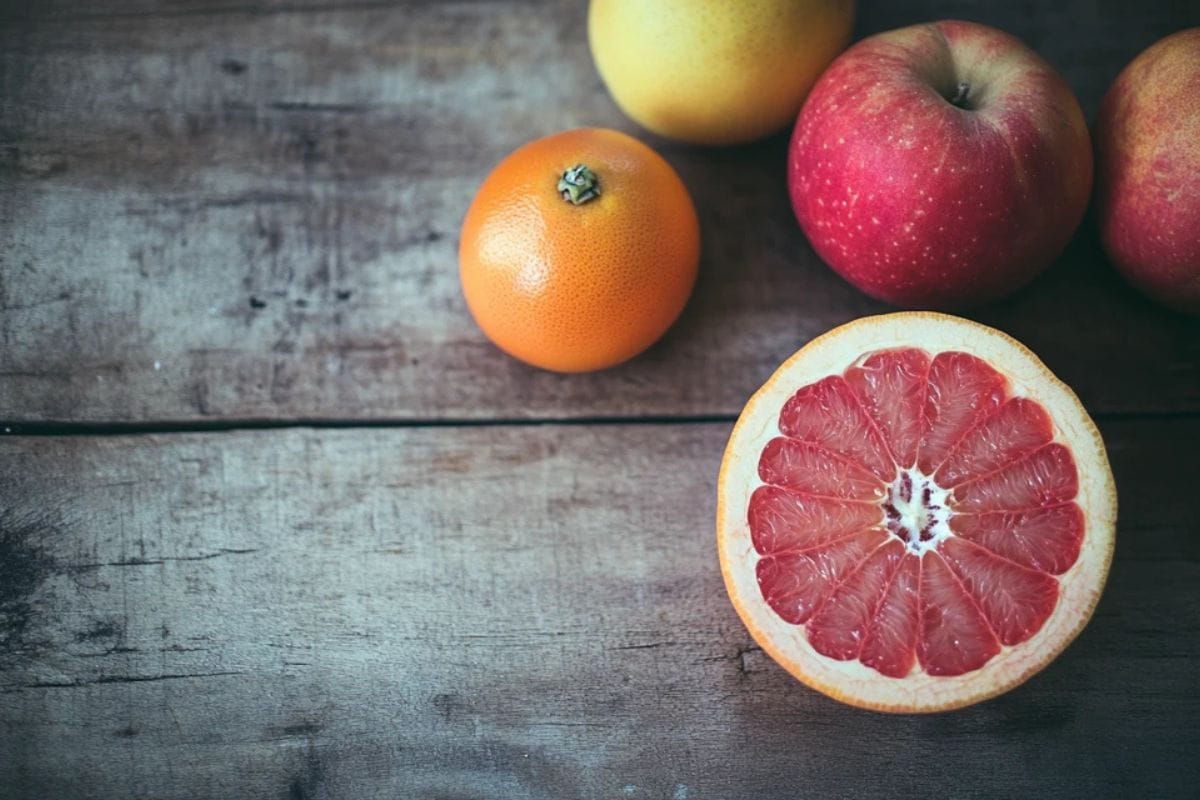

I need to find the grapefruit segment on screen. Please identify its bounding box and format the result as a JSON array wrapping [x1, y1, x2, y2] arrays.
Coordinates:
[[940, 537, 1060, 646], [917, 352, 1006, 474], [757, 437, 886, 501], [935, 398, 1054, 487], [756, 528, 888, 625], [844, 348, 931, 470], [952, 443, 1078, 513], [859, 553, 921, 679], [917, 552, 1002, 677], [718, 313, 1116, 712], [779, 375, 896, 482], [807, 539, 906, 661], [950, 505, 1084, 575], [748, 485, 883, 554]]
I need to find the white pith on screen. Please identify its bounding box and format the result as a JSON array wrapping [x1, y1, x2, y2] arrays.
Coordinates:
[[716, 313, 1117, 713], [886, 468, 951, 555]]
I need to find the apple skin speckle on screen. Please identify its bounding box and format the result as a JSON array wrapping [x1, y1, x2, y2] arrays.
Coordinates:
[[787, 20, 1092, 309], [1095, 28, 1200, 314]]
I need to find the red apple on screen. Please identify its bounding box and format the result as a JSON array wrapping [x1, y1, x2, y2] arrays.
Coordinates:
[[788, 20, 1093, 308], [1095, 28, 1200, 314]]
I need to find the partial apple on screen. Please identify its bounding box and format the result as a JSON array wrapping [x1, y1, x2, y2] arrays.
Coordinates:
[[788, 20, 1093, 308], [1095, 28, 1200, 314]]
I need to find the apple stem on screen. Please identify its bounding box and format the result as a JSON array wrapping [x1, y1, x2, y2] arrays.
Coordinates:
[[558, 164, 600, 205], [950, 81, 972, 109]]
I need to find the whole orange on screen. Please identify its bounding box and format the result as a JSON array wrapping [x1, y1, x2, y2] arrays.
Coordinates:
[[459, 128, 700, 373]]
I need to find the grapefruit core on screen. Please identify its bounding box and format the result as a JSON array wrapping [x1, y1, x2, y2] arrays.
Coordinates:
[[716, 313, 1116, 712]]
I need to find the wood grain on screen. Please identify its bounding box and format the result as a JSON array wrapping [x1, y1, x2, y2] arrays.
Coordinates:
[[2, 0, 1198, 423], [1, 419, 1196, 799], [2, 3, 1198, 798]]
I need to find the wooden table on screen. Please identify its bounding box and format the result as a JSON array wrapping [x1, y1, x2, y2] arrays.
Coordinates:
[[2, 1, 1198, 797]]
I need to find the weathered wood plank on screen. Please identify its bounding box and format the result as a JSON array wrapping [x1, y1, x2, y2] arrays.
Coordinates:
[[1, 1, 1198, 422], [3, 0, 1195, 88], [1, 419, 1196, 798]]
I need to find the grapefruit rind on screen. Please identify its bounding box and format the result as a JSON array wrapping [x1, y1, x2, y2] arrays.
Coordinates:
[[716, 312, 1117, 713]]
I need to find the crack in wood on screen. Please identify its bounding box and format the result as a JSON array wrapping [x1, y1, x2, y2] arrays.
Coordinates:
[[12, 670, 243, 689], [610, 641, 680, 651], [736, 644, 764, 675], [69, 548, 260, 570], [270, 102, 372, 115]]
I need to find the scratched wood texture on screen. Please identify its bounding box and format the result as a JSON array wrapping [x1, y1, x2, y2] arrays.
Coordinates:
[[3, 0, 1200, 799], [1, 0, 1198, 423], [1, 421, 1198, 800]]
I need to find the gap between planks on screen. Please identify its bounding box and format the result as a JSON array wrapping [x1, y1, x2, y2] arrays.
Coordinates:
[[0, 414, 740, 438], [0, 408, 1197, 438]]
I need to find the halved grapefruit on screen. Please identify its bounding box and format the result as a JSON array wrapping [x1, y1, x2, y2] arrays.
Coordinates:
[[717, 313, 1116, 712]]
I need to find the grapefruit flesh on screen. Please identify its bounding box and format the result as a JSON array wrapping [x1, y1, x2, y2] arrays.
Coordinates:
[[718, 313, 1116, 712]]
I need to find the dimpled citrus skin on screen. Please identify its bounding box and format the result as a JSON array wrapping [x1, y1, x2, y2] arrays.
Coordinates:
[[1095, 28, 1200, 313], [588, 0, 855, 146], [458, 128, 700, 373]]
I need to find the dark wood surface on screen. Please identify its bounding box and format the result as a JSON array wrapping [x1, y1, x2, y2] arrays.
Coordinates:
[[1, 0, 1198, 422], [2, 1, 1198, 798], [1, 420, 1198, 799]]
